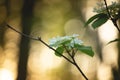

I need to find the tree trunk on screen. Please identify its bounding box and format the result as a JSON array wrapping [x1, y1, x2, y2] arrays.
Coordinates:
[[17, 0, 35, 80]]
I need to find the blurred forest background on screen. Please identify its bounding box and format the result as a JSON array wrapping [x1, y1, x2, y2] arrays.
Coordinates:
[[0, 0, 120, 80]]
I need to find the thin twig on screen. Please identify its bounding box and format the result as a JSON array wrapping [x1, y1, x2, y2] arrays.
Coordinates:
[[71, 47, 77, 57], [62, 44, 88, 80], [6, 24, 74, 64], [37, 37, 74, 64], [6, 24, 38, 40], [63, 44, 73, 57], [72, 57, 88, 80], [104, 0, 120, 33], [6, 23, 88, 80]]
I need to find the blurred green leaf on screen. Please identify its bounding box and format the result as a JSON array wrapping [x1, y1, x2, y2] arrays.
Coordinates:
[[55, 46, 64, 57], [76, 45, 94, 57], [92, 14, 109, 29], [85, 13, 109, 29], [84, 13, 107, 27], [107, 38, 120, 44]]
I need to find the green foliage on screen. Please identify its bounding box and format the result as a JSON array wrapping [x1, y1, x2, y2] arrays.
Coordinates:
[[75, 45, 94, 57], [91, 14, 108, 28], [49, 34, 94, 57], [85, 13, 109, 29], [85, 1, 120, 29], [55, 46, 64, 57], [93, 1, 120, 20]]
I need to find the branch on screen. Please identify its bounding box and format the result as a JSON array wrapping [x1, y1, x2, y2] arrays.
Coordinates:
[[62, 44, 88, 80], [6, 23, 88, 80], [63, 44, 73, 57], [103, 0, 120, 33], [6, 23, 74, 64], [72, 57, 88, 80]]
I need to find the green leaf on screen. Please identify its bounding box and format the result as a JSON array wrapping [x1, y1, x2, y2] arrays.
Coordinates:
[[92, 14, 109, 29], [107, 38, 120, 44], [76, 45, 94, 57], [55, 47, 64, 57], [84, 13, 108, 27]]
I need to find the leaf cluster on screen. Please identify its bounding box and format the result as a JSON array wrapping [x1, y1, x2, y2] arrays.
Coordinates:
[[49, 34, 94, 57], [85, 1, 120, 29], [85, 1, 120, 44]]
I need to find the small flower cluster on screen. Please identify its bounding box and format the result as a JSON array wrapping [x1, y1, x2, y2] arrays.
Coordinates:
[[93, 1, 120, 20], [49, 34, 94, 57], [49, 34, 83, 49]]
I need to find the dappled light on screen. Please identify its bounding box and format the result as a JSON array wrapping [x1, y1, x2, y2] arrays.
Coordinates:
[[0, 68, 15, 80], [98, 20, 118, 44], [0, 0, 120, 80], [97, 63, 113, 80]]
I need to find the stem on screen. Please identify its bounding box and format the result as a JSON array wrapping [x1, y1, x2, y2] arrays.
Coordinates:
[[71, 47, 77, 57], [72, 57, 88, 80], [103, 0, 120, 33], [37, 37, 74, 64], [63, 44, 88, 79], [112, 20, 120, 33], [6, 23, 88, 80], [6, 24, 38, 40], [65, 47, 88, 80], [6, 24, 74, 64], [63, 44, 73, 57]]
